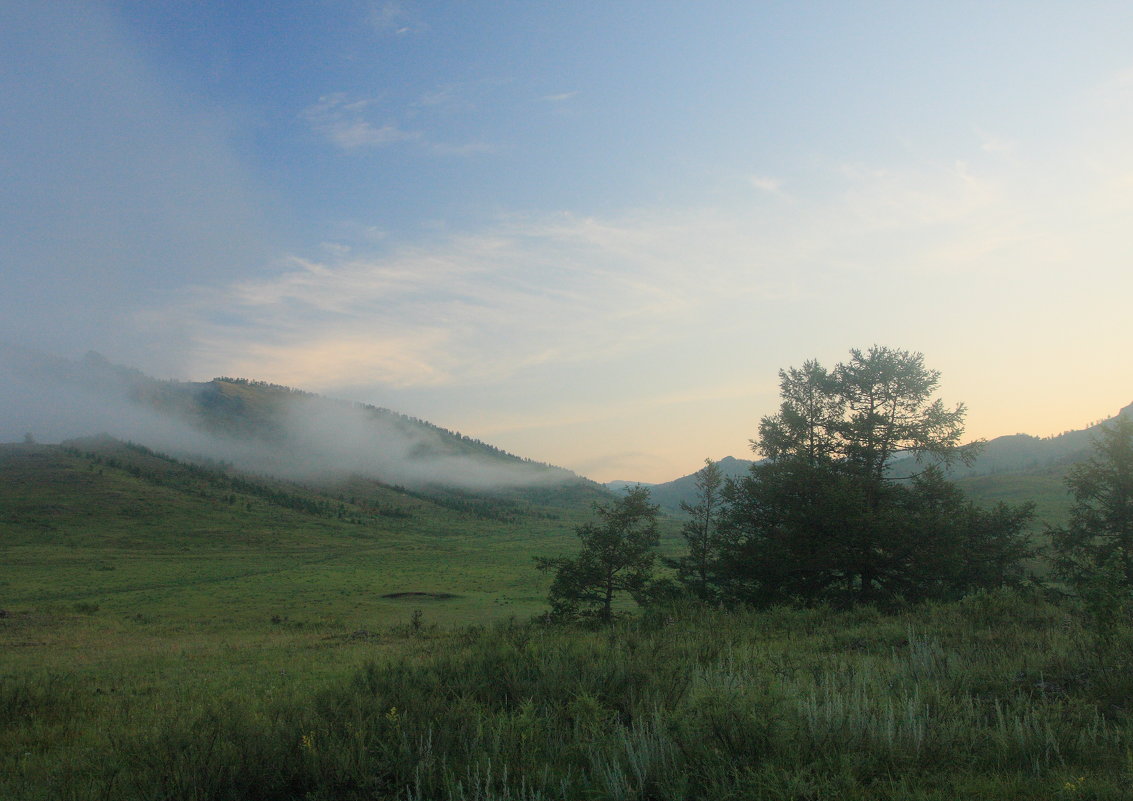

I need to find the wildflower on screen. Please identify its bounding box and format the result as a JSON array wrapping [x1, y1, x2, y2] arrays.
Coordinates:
[[1061, 776, 1086, 795]]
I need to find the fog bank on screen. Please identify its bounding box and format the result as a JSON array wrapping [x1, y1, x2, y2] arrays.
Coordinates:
[[1, 345, 576, 491]]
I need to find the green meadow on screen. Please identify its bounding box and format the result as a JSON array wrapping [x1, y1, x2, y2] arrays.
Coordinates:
[[3, 441, 1132, 800]]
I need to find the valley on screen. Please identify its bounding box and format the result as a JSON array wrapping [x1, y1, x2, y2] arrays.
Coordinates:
[[2, 351, 1132, 799]]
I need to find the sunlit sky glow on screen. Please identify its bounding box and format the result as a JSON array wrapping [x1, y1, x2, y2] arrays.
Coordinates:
[[3, 2, 1131, 482]]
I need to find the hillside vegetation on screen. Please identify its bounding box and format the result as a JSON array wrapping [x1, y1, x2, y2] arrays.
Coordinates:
[[0, 439, 604, 632], [4, 346, 1132, 800]]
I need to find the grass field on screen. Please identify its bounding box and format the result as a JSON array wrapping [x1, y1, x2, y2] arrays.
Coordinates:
[[0, 442, 589, 798], [4, 441, 1130, 800], [0, 441, 598, 626]]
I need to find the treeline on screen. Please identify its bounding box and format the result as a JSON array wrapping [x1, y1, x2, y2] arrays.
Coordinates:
[[60, 436, 565, 527], [61, 440, 412, 523], [389, 484, 562, 523], [212, 376, 315, 396], [215, 374, 577, 476], [539, 346, 1133, 622]]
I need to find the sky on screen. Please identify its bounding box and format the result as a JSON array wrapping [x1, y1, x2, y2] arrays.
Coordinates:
[[2, 1, 1132, 484]]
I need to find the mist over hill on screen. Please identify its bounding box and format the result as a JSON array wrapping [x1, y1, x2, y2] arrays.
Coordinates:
[[0, 344, 601, 500]]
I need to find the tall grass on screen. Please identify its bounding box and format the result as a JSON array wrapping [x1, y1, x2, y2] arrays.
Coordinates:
[[4, 590, 1132, 800]]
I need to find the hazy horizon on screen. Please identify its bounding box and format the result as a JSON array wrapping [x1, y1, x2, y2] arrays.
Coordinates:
[[2, 343, 1128, 488], [3, 3, 1131, 483]]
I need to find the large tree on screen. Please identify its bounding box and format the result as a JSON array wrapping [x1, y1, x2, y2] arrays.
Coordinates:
[[717, 457, 864, 605], [536, 485, 660, 622], [721, 346, 1029, 605]]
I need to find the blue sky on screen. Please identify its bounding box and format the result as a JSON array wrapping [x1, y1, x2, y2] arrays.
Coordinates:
[[3, 1, 1132, 482]]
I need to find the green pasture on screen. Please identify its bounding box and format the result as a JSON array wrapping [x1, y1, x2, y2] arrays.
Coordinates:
[[7, 441, 1129, 800], [0, 444, 590, 680]]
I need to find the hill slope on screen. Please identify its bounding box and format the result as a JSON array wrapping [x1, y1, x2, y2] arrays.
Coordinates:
[[2, 343, 609, 507], [0, 439, 592, 625]]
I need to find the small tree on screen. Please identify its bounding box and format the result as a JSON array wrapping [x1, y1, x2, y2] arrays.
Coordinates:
[[666, 459, 726, 601], [1052, 416, 1133, 588], [536, 485, 660, 622]]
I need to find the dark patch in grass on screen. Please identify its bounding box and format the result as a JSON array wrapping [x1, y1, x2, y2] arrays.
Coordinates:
[[380, 591, 460, 600]]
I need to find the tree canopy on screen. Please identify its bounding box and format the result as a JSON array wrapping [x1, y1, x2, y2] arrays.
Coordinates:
[[720, 346, 1031, 605], [665, 459, 727, 601], [1052, 416, 1133, 588], [536, 485, 660, 622]]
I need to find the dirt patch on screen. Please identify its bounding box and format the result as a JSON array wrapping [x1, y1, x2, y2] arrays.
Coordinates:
[[380, 591, 460, 600]]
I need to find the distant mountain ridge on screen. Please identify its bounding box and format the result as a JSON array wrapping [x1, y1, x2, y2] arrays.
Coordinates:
[[616, 402, 1133, 514], [900, 401, 1133, 480], [607, 455, 756, 510]]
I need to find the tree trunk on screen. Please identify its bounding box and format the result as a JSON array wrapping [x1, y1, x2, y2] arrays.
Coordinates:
[[859, 568, 874, 602]]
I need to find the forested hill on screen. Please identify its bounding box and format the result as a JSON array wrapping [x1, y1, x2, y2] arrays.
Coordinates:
[[625, 402, 1133, 515], [938, 401, 1133, 479], [2, 344, 609, 507], [878, 401, 1133, 482]]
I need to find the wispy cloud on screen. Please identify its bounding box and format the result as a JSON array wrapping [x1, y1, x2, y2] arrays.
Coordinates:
[[541, 91, 579, 103], [302, 93, 420, 150], [165, 149, 1034, 392], [148, 130, 1133, 481], [303, 90, 493, 155], [172, 210, 800, 390], [748, 175, 783, 194], [368, 2, 424, 36]]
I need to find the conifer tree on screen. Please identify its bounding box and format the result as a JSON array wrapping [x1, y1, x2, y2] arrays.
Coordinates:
[[667, 459, 726, 601], [1052, 416, 1133, 588], [536, 485, 660, 622]]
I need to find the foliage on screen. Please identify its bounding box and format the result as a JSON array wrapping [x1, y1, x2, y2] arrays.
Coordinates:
[[717, 457, 864, 606], [720, 346, 1032, 605], [755, 348, 974, 472], [7, 347, 1133, 799], [664, 459, 727, 601], [536, 486, 660, 622], [4, 413, 1133, 800], [1051, 416, 1133, 588]]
